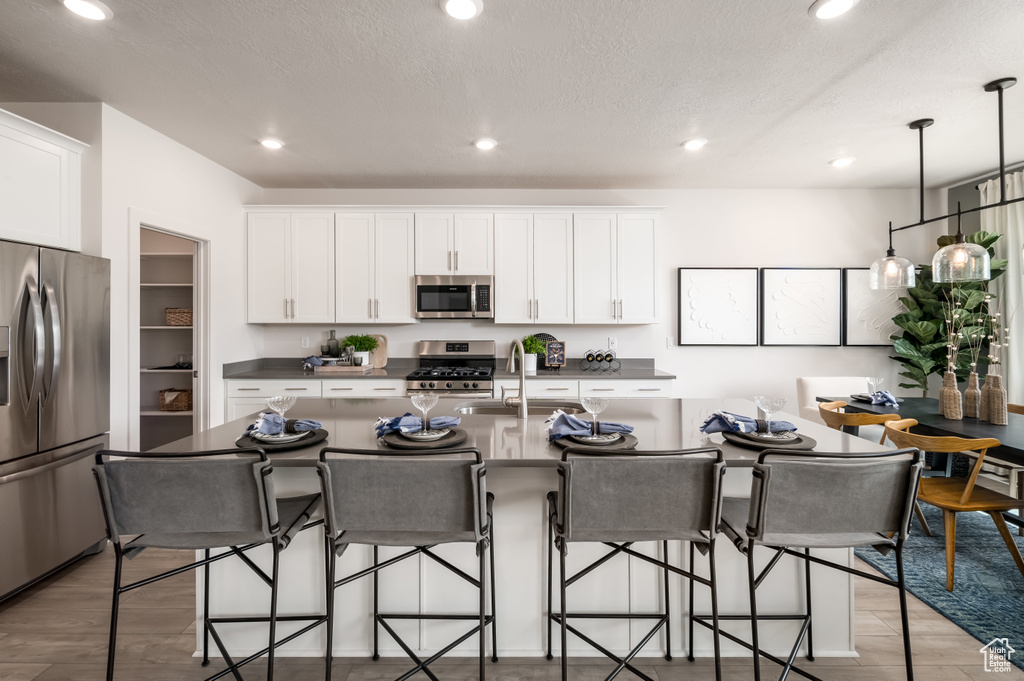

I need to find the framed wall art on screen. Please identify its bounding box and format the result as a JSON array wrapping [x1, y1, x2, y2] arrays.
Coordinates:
[[677, 267, 759, 346], [760, 268, 842, 346], [842, 267, 907, 346]]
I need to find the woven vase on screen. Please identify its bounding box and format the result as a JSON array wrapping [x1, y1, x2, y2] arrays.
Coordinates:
[[964, 372, 981, 419], [979, 376, 993, 421], [987, 374, 1008, 425], [940, 371, 963, 420]]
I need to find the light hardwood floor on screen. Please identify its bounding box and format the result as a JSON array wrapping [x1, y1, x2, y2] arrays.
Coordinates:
[[0, 546, 1018, 681]]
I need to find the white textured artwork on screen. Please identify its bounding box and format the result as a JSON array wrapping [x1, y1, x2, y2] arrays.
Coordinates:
[[761, 269, 841, 346], [844, 268, 907, 346], [677, 268, 758, 345]]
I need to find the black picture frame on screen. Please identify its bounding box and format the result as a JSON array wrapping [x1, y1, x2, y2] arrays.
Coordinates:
[[676, 267, 759, 346], [841, 267, 906, 346], [760, 267, 842, 347]]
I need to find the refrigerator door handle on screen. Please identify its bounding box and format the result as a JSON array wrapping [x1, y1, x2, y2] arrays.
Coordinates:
[[19, 279, 45, 407], [41, 282, 62, 409]]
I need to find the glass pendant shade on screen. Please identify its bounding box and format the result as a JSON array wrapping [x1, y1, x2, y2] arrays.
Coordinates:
[[932, 238, 991, 283], [869, 250, 916, 289]]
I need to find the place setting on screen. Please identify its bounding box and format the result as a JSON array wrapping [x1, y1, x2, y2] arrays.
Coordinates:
[[699, 396, 816, 450], [546, 397, 637, 450], [235, 396, 328, 451], [849, 376, 902, 407], [375, 393, 467, 449]]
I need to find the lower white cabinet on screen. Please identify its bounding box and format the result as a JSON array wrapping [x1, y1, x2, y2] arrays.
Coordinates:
[[579, 380, 671, 398], [494, 379, 578, 400], [227, 380, 320, 398], [226, 379, 407, 420], [321, 379, 405, 397]]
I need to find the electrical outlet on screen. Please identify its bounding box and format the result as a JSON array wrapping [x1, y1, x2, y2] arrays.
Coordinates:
[[300, 336, 310, 349], [666, 336, 675, 348], [608, 337, 617, 352]]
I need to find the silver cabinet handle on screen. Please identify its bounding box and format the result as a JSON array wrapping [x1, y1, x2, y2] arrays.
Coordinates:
[[448, 250, 452, 270], [455, 250, 460, 271], [373, 387, 396, 391], [291, 299, 296, 318], [329, 387, 354, 391], [535, 299, 539, 318], [376, 299, 380, 319], [611, 300, 616, 319], [618, 299, 623, 319], [284, 387, 308, 391], [237, 388, 259, 391], [528, 298, 532, 319], [369, 298, 373, 318], [546, 387, 570, 391], [284, 298, 289, 319], [638, 388, 662, 392], [591, 388, 615, 392]]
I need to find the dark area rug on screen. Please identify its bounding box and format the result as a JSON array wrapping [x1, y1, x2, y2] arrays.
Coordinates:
[[855, 503, 1024, 671]]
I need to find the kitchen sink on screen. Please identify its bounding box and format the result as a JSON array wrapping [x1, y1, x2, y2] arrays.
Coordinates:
[[454, 400, 586, 415]]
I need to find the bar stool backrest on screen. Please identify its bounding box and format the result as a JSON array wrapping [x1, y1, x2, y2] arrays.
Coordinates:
[[747, 449, 922, 547], [555, 448, 725, 543], [317, 448, 488, 544], [92, 449, 278, 547]]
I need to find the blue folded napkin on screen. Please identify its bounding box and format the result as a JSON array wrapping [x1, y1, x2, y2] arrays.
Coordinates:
[[375, 413, 462, 438], [246, 412, 322, 436], [870, 390, 900, 408], [699, 411, 796, 434], [303, 355, 323, 366], [546, 410, 634, 442]]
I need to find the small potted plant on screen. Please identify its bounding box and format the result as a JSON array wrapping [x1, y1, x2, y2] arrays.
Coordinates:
[[341, 333, 379, 367], [517, 334, 545, 374]]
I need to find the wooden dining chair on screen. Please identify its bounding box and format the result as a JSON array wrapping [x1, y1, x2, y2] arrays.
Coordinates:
[[817, 401, 936, 534], [884, 418, 1024, 591]]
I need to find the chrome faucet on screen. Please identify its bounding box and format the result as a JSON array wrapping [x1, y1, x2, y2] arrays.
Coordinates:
[[502, 339, 528, 419]]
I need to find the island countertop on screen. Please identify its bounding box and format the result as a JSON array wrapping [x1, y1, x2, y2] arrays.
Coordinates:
[[154, 397, 882, 466]]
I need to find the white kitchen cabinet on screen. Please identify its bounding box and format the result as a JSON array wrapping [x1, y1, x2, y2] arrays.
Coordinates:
[[573, 213, 656, 324], [246, 212, 334, 323], [493, 214, 573, 324], [414, 213, 493, 275], [0, 108, 86, 251], [494, 379, 579, 400], [321, 378, 405, 397], [579, 379, 672, 398], [336, 212, 416, 324], [227, 380, 321, 398]]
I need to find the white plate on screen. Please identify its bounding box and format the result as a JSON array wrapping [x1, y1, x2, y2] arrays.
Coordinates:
[[400, 428, 451, 442], [250, 430, 310, 444]]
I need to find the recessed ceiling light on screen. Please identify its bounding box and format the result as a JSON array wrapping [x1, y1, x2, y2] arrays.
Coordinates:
[[808, 0, 859, 20], [441, 0, 483, 20], [62, 0, 113, 20], [682, 138, 708, 151], [830, 157, 856, 168], [259, 137, 284, 150], [473, 138, 497, 150]]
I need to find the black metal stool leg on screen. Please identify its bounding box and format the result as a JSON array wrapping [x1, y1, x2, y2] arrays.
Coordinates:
[[708, 538, 722, 681], [896, 544, 915, 681], [202, 548, 211, 666], [372, 545, 380, 661], [804, 548, 815, 662], [546, 518, 554, 661], [325, 535, 337, 681], [662, 539, 672, 661], [105, 544, 124, 681], [688, 541, 695, 662], [747, 542, 761, 681], [479, 542, 487, 681], [559, 541, 568, 681], [490, 515, 498, 662], [267, 542, 281, 681]]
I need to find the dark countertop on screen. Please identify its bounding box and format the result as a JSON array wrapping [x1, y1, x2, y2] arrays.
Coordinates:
[[153, 397, 883, 468], [224, 358, 675, 381]]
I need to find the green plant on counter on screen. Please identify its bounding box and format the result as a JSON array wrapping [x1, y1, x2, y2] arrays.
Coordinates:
[[522, 335, 545, 354], [889, 230, 1007, 395], [341, 334, 379, 352]]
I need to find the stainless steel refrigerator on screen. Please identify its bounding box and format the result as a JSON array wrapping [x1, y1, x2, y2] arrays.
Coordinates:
[[0, 241, 110, 601]]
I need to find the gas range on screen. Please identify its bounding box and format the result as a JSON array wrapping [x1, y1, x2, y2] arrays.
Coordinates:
[[405, 340, 495, 397]]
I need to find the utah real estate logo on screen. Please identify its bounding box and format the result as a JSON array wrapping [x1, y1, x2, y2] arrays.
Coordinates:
[[980, 638, 1015, 673]]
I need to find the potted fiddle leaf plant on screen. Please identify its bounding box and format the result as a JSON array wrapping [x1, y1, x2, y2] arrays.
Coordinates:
[[341, 333, 379, 367]]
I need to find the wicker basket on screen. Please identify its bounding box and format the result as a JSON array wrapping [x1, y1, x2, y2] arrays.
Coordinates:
[[158, 388, 193, 411], [165, 308, 192, 326]]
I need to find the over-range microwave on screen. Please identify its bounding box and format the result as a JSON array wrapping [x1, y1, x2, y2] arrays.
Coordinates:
[[414, 275, 493, 319]]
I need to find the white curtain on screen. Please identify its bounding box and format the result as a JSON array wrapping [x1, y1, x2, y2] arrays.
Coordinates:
[[980, 171, 1024, 404]]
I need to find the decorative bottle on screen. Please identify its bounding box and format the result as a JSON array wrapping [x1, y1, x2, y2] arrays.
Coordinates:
[[964, 371, 981, 419], [988, 375, 1008, 425], [940, 371, 962, 420], [327, 330, 339, 357]]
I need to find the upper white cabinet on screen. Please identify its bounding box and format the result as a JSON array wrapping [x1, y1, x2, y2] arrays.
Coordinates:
[[493, 213, 573, 324], [415, 212, 493, 275], [573, 213, 657, 324], [336, 212, 417, 324], [0, 108, 86, 251], [246, 212, 335, 323]]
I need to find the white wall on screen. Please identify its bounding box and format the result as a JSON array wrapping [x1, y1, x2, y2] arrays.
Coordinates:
[[100, 105, 263, 448], [258, 188, 946, 408]]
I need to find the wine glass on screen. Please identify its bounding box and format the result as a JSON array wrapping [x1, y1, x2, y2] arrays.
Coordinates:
[[753, 395, 787, 439], [867, 377, 884, 394], [411, 393, 439, 433], [265, 396, 296, 418], [580, 396, 610, 437]]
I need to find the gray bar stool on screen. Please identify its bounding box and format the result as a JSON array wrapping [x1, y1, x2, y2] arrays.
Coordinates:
[[92, 447, 323, 681], [695, 447, 922, 681], [546, 446, 727, 681], [317, 446, 496, 681]]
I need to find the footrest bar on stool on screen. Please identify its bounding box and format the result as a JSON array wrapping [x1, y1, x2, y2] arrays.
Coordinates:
[[550, 614, 664, 681], [691, 615, 824, 681], [202, 615, 327, 681]]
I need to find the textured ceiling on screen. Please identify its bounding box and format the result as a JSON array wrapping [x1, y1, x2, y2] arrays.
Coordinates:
[[3, 0, 1024, 189]]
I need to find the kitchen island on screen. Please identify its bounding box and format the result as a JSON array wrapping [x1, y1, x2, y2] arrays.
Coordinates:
[[154, 398, 885, 662]]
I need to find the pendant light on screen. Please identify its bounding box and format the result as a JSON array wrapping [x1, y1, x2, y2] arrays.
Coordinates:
[[869, 221, 916, 289], [933, 203, 991, 283]]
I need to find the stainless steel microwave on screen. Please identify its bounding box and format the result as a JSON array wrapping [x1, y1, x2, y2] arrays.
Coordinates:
[[414, 275, 493, 319]]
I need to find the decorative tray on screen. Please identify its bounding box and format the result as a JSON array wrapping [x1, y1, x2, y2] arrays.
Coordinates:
[[235, 429, 328, 452]]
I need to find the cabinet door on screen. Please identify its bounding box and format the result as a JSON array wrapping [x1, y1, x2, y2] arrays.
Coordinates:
[[336, 213, 375, 323], [246, 213, 291, 323], [573, 214, 618, 324], [414, 213, 454, 274], [452, 213, 493, 275], [375, 213, 417, 323], [493, 214, 533, 324], [289, 213, 335, 323], [616, 214, 657, 324], [533, 214, 574, 324]]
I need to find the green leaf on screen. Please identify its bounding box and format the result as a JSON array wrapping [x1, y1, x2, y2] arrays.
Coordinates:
[[892, 311, 924, 329], [953, 289, 987, 310], [908, 286, 938, 302], [892, 338, 923, 358], [991, 258, 1009, 271], [904, 320, 939, 343], [966, 230, 1001, 250]]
